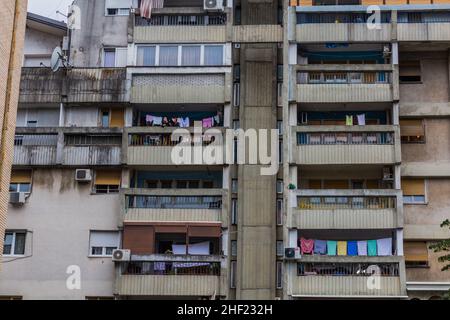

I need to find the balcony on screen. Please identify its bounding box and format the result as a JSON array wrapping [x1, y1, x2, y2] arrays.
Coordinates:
[[13, 134, 58, 166], [124, 127, 225, 166], [133, 13, 227, 43], [131, 72, 228, 104], [398, 12, 450, 41], [291, 125, 401, 165], [289, 189, 402, 229], [288, 256, 406, 298], [115, 255, 223, 297], [295, 65, 393, 103], [122, 188, 226, 223], [19, 68, 129, 104]]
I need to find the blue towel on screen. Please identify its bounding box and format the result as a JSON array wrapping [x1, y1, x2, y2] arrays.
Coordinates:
[[314, 240, 327, 255], [347, 241, 358, 256]]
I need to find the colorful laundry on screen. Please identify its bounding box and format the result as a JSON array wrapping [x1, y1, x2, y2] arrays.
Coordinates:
[[347, 241, 358, 256], [346, 115, 353, 126], [152, 116, 162, 126], [300, 237, 314, 254], [313, 240, 327, 255], [327, 240, 337, 256], [367, 240, 377, 256], [357, 114, 366, 125], [377, 238, 392, 256], [357, 240, 368, 256], [202, 117, 214, 128], [337, 241, 347, 256]]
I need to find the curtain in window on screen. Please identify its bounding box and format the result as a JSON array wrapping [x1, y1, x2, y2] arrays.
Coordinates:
[[14, 233, 26, 255], [182, 46, 201, 66], [204, 45, 223, 66], [159, 46, 178, 66], [137, 46, 156, 66], [103, 50, 116, 67]]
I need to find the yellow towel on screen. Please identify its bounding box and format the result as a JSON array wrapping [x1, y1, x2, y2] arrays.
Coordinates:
[[337, 241, 347, 256]]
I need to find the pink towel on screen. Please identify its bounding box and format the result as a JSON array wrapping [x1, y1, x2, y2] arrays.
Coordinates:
[[202, 117, 213, 128], [300, 237, 314, 255]]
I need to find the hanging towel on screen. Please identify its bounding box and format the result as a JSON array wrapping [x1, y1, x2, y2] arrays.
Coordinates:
[[377, 238, 392, 256], [337, 241, 347, 256], [357, 114, 366, 126], [152, 116, 163, 126], [182, 117, 190, 128], [300, 238, 314, 254], [327, 240, 337, 256], [146, 114, 154, 124], [314, 240, 327, 255], [202, 117, 214, 128], [357, 240, 368, 256], [367, 240, 377, 256], [154, 262, 166, 271], [347, 241, 358, 256], [214, 115, 220, 125], [346, 115, 353, 126], [140, 0, 165, 19]]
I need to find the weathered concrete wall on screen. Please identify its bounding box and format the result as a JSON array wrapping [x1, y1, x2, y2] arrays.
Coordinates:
[[23, 27, 62, 67], [0, 169, 121, 299], [71, 0, 129, 67], [16, 108, 60, 127], [65, 106, 99, 127]]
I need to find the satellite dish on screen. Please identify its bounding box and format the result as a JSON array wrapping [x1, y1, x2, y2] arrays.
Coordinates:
[[50, 47, 64, 72]]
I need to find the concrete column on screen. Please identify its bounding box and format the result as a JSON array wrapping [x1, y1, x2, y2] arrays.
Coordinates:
[[121, 168, 130, 189], [393, 102, 399, 125], [59, 103, 65, 127], [288, 229, 297, 248], [55, 130, 64, 165], [288, 103, 297, 126], [395, 165, 401, 190], [224, 103, 231, 128], [396, 229, 404, 256]]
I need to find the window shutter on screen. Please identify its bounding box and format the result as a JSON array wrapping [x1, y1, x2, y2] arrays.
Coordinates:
[[95, 170, 121, 186], [10, 170, 32, 184], [400, 119, 424, 137], [110, 108, 125, 128], [90, 231, 120, 248], [399, 61, 421, 77], [404, 242, 428, 262], [401, 179, 425, 196], [105, 0, 132, 9]]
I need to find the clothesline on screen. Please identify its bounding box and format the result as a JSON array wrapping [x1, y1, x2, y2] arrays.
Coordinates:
[[144, 114, 221, 128], [300, 237, 393, 257]]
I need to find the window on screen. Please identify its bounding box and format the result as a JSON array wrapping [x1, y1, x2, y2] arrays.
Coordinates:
[[89, 231, 120, 257], [105, 0, 131, 16], [231, 199, 238, 225], [276, 261, 283, 289], [101, 110, 110, 127], [159, 46, 179, 66], [10, 170, 32, 194], [181, 46, 201, 66], [3, 231, 26, 256], [231, 179, 238, 193], [230, 261, 237, 288], [231, 240, 237, 257], [405, 242, 429, 268], [402, 179, 426, 204], [400, 119, 425, 143], [276, 241, 284, 256], [399, 60, 421, 83], [103, 49, 116, 67], [277, 180, 284, 194], [277, 121, 283, 135], [136, 46, 156, 66], [276, 199, 283, 226], [204, 45, 223, 66], [94, 170, 121, 194], [100, 108, 124, 128]]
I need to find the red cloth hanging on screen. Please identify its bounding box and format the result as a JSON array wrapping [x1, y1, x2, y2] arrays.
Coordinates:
[[300, 237, 314, 254]]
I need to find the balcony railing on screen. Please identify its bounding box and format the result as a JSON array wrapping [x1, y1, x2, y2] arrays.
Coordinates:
[[297, 196, 396, 210], [298, 71, 390, 85], [135, 14, 226, 26], [124, 261, 221, 276], [127, 195, 222, 209], [297, 132, 394, 145], [13, 134, 58, 166], [297, 262, 399, 277]]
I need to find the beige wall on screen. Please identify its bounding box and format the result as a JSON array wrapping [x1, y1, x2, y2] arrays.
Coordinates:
[[399, 53, 449, 103], [402, 119, 450, 163], [0, 169, 121, 299], [0, 0, 27, 264]]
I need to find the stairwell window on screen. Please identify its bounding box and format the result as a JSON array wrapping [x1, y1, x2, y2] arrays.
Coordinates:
[[89, 231, 120, 257], [3, 231, 26, 256], [402, 179, 426, 204], [94, 170, 121, 194], [400, 119, 425, 143]]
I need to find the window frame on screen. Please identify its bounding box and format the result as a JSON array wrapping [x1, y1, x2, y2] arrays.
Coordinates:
[[88, 231, 120, 258], [402, 179, 427, 205], [3, 231, 26, 257]]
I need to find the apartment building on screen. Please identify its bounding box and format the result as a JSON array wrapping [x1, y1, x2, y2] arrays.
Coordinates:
[[0, 0, 449, 300], [0, 0, 27, 265]]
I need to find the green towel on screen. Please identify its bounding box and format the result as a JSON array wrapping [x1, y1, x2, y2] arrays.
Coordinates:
[[327, 240, 337, 256], [368, 240, 377, 256], [346, 115, 353, 126]]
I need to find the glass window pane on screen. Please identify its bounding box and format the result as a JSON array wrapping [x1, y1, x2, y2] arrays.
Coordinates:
[[204, 45, 223, 66], [14, 233, 26, 255], [181, 46, 201, 66], [137, 46, 156, 66], [9, 184, 18, 192], [159, 46, 178, 66], [105, 247, 117, 255], [3, 233, 13, 255], [91, 247, 103, 255], [103, 50, 116, 67], [19, 184, 31, 193]]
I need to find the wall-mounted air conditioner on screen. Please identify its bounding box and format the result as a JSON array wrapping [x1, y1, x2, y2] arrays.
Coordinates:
[[112, 249, 131, 262], [285, 247, 301, 259], [75, 169, 92, 182], [9, 192, 27, 205], [204, 0, 224, 11]]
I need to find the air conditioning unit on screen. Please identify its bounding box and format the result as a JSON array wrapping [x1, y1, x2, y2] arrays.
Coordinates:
[[204, 0, 224, 11], [285, 247, 301, 259], [112, 249, 131, 262], [75, 169, 92, 182], [9, 192, 27, 205]]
